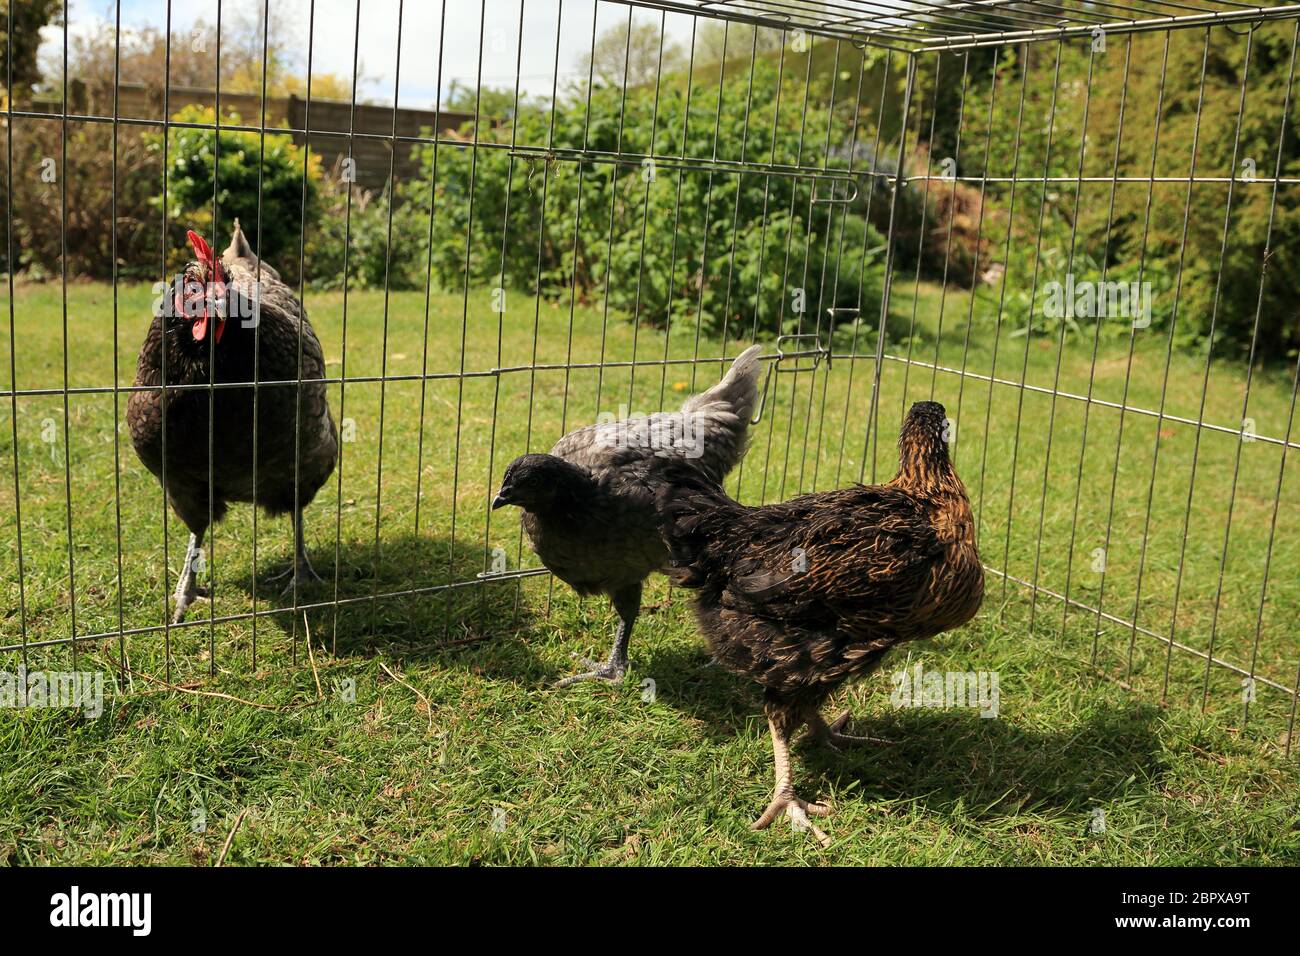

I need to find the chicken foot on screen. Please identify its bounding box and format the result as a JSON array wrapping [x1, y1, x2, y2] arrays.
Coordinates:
[[798, 710, 896, 750], [172, 531, 210, 625], [752, 714, 832, 848], [553, 584, 639, 687], [265, 509, 324, 599]]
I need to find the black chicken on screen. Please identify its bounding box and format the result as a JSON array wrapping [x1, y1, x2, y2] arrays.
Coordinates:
[[492, 345, 764, 686], [655, 401, 984, 845], [128, 223, 338, 623]]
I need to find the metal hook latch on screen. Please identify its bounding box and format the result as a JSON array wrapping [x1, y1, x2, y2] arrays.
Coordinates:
[[750, 334, 832, 425]]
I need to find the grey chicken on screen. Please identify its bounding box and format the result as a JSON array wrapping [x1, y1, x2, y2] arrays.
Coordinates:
[[655, 401, 984, 845], [492, 345, 764, 686], [128, 223, 338, 623]]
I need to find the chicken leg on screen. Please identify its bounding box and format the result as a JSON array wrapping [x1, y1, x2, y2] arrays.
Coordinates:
[[751, 710, 832, 848], [553, 583, 640, 687], [172, 530, 210, 624], [266, 508, 324, 599]]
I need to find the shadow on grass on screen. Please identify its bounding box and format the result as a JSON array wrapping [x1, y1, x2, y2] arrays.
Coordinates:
[[808, 703, 1166, 817], [226, 532, 541, 679], [643, 639, 1164, 815]]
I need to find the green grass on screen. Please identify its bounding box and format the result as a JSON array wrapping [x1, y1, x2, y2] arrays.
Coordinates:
[[0, 277, 1297, 865]]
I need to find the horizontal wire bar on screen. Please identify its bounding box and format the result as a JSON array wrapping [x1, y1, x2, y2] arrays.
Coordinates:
[[6, 558, 1290, 703], [2, 110, 884, 182], [3, 348, 1291, 451], [0, 567, 554, 655], [0, 350, 829, 398], [907, 173, 1300, 186], [923, 4, 1300, 49], [989, 565, 1299, 698], [877, 352, 1300, 450]]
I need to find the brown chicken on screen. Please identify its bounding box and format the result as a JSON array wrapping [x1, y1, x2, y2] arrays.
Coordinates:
[[655, 401, 983, 845], [128, 223, 338, 623]]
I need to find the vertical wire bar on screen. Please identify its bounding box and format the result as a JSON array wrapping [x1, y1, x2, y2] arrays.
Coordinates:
[[1094, 29, 1183, 668], [247, 0, 272, 676], [1201, 21, 1296, 711], [807, 40, 870, 493], [833, 48, 892, 490], [547, 0, 602, 619], [159, 0, 173, 681], [412, 0, 447, 544], [1246, 324, 1300, 733], [760, 33, 816, 505], [733, 23, 790, 502], [624, 10, 670, 409], [1027, 44, 1096, 630], [1150, 26, 1255, 692], [59, 0, 78, 671], [512, 0, 564, 619], [589, 6, 636, 420], [732, 25, 788, 499], [369, 0, 405, 637], [682, 17, 728, 416], [951, 50, 1005, 471], [330, 0, 364, 653], [997, 39, 1065, 608], [480, 0, 527, 619], [655, 15, 700, 416], [712, 18, 756, 393], [4, 0, 30, 674], [203, 0, 224, 671], [443, 0, 489, 639], [928, 51, 973, 401], [1060, 34, 1134, 640], [288, 0, 319, 663], [111, 0, 126, 675], [973, 49, 1031, 540], [862, 52, 919, 485], [896, 52, 941, 429], [1243, 21, 1300, 740], [786, 39, 843, 499]]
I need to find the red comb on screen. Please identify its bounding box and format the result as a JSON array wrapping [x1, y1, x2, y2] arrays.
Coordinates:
[[186, 229, 222, 281]]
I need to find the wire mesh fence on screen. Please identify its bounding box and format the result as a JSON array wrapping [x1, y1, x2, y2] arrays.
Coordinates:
[[1, 1, 1297, 750]]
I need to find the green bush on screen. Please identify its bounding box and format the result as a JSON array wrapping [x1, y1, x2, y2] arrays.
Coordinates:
[[304, 168, 431, 292], [407, 57, 887, 341], [961, 29, 1300, 361], [148, 104, 320, 282]]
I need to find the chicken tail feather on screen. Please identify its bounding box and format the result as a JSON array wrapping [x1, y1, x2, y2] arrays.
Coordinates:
[[677, 344, 764, 482]]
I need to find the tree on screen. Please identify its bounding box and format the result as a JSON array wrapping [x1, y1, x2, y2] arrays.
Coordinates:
[[579, 20, 685, 89], [1, 0, 60, 98], [693, 20, 784, 69]]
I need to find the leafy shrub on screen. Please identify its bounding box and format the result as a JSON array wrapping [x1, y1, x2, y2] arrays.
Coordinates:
[[409, 58, 887, 341], [961, 28, 1300, 361], [1, 114, 161, 279], [304, 165, 431, 292], [148, 104, 321, 282]]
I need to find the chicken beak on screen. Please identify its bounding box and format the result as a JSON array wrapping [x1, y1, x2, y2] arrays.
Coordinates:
[[491, 489, 511, 510]]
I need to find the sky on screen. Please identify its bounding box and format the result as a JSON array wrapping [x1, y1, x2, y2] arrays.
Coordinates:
[[39, 0, 715, 107]]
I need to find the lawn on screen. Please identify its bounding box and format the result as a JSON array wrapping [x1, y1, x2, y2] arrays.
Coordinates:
[[0, 276, 1297, 865]]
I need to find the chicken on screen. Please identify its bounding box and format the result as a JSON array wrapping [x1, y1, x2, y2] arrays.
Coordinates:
[[492, 345, 765, 686], [127, 222, 338, 623], [654, 400, 983, 845]]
